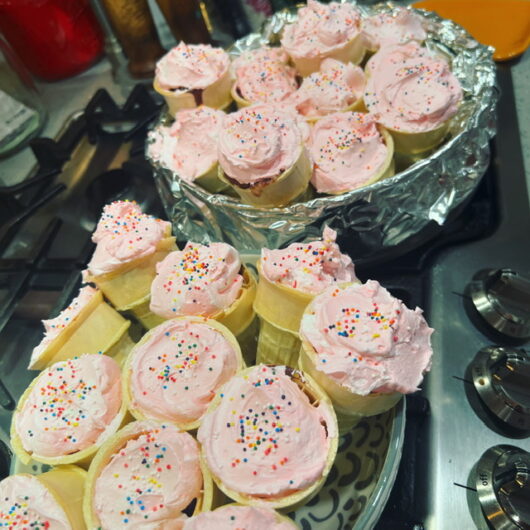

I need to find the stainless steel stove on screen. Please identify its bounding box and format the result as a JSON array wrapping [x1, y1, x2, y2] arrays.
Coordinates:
[[0, 67, 529, 530]]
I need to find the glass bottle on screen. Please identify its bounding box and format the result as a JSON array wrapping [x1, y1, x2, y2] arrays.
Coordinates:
[[0, 35, 47, 158]]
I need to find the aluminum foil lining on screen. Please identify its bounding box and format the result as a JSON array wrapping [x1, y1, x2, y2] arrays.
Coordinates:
[[148, 2, 498, 262]]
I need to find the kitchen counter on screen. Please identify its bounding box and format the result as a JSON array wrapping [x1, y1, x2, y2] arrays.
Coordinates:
[[1, 50, 529, 204]]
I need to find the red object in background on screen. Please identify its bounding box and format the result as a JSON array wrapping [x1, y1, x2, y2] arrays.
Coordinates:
[[0, 0, 104, 81]]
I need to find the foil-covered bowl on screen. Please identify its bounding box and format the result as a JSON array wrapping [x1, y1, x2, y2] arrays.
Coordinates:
[[148, 2, 497, 263]]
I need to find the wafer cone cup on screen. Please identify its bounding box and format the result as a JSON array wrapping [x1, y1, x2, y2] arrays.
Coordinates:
[[83, 421, 214, 529], [200, 366, 338, 512], [119, 294, 165, 330], [234, 314, 259, 366], [218, 147, 312, 208], [28, 290, 132, 371], [387, 120, 450, 155], [194, 162, 230, 194], [11, 373, 132, 469], [214, 267, 256, 337], [323, 126, 395, 195], [153, 70, 233, 117], [123, 316, 246, 431], [231, 84, 252, 109], [291, 34, 366, 77], [254, 261, 314, 333], [27, 466, 87, 530], [299, 336, 402, 433], [256, 317, 301, 367], [84, 233, 177, 310]]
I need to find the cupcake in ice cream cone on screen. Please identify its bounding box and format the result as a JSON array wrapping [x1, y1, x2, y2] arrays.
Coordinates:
[[83, 201, 176, 313], [29, 285, 133, 370], [231, 46, 299, 108], [197, 364, 338, 511], [147, 106, 228, 193], [217, 104, 311, 208], [148, 242, 257, 362], [364, 43, 463, 155], [124, 317, 244, 430], [291, 58, 366, 122], [183, 504, 299, 529], [281, 0, 365, 76], [154, 43, 232, 116], [361, 7, 426, 53], [299, 280, 434, 434], [255, 227, 357, 367], [307, 112, 395, 195], [0, 467, 86, 530], [83, 420, 213, 529], [12, 354, 128, 468]]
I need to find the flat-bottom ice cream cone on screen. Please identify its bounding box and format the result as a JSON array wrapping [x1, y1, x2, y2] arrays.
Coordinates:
[[120, 294, 165, 330], [235, 314, 259, 366], [325, 127, 395, 195], [256, 317, 301, 367], [254, 261, 314, 333], [291, 34, 366, 77], [105, 330, 135, 367], [83, 421, 213, 529], [153, 70, 233, 117], [4, 467, 88, 530], [133, 266, 257, 338], [29, 289, 132, 371], [231, 84, 252, 109], [11, 365, 132, 469], [218, 147, 312, 208], [299, 337, 402, 433], [35, 466, 87, 530], [85, 235, 177, 310], [194, 161, 230, 194], [387, 120, 450, 156], [123, 316, 246, 431], [199, 366, 338, 512]]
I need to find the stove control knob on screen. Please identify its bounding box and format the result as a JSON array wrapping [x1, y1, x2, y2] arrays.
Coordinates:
[[469, 269, 530, 340], [471, 346, 530, 431], [476, 445, 530, 529]]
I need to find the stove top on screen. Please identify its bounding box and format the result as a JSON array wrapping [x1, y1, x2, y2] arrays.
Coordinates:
[[0, 68, 529, 529]]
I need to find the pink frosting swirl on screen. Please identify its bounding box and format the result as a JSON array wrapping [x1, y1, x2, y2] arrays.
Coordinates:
[[183, 506, 297, 530], [29, 285, 98, 369], [198, 365, 335, 498], [261, 226, 356, 294], [291, 58, 365, 118], [156, 43, 230, 91], [150, 242, 243, 319], [149, 106, 224, 183], [281, 0, 361, 59], [308, 112, 389, 193], [362, 8, 426, 51], [364, 46, 463, 133], [300, 280, 434, 396], [0, 475, 71, 530], [364, 41, 427, 78], [234, 50, 298, 104], [218, 104, 304, 185], [86, 201, 171, 276], [129, 318, 239, 424], [93, 422, 202, 530], [15, 354, 122, 457]]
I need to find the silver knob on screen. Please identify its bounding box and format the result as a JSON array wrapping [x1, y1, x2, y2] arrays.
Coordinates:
[[476, 445, 530, 529], [469, 269, 530, 340], [470, 347, 530, 431]]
